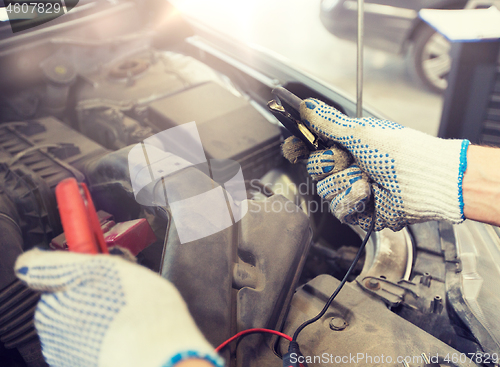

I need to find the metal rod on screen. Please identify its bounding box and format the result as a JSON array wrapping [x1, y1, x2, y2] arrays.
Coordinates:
[[421, 353, 430, 364], [356, 0, 364, 118]]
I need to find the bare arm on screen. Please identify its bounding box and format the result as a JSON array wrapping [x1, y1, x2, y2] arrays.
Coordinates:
[[177, 360, 217, 367], [463, 145, 500, 227]]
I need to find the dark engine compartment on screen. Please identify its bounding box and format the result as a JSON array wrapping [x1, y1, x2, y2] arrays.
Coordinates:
[[0, 1, 496, 366]]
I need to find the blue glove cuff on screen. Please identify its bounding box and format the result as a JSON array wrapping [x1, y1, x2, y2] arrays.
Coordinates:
[[458, 139, 470, 220], [163, 350, 225, 367]]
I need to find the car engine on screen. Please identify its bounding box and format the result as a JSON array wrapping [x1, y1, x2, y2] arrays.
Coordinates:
[[0, 1, 499, 367]]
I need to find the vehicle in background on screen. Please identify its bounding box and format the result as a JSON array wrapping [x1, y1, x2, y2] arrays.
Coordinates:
[[320, 0, 500, 93]]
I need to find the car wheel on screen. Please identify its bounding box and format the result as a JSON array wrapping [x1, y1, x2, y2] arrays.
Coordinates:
[[413, 26, 451, 94]]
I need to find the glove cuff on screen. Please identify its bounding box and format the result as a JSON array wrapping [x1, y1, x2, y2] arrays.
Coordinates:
[[162, 350, 225, 367]]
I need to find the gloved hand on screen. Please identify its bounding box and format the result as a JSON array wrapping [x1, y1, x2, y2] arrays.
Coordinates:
[[15, 249, 224, 367], [282, 98, 470, 231]]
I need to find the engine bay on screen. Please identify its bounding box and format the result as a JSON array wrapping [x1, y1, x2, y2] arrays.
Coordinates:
[[0, 1, 499, 366]]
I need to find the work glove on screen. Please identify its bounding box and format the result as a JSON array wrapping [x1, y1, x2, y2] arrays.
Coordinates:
[[15, 249, 224, 367], [282, 98, 470, 232]]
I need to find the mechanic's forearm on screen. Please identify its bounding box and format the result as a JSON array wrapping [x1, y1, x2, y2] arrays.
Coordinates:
[[463, 145, 500, 226], [177, 359, 219, 367]]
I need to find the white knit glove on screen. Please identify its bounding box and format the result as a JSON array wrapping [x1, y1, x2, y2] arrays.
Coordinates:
[[15, 249, 224, 367], [282, 98, 470, 232]]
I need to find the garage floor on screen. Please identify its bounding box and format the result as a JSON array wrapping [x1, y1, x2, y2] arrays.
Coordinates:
[[173, 0, 443, 135]]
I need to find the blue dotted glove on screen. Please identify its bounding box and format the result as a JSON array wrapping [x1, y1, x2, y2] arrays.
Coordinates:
[[282, 98, 469, 231], [15, 249, 224, 367]]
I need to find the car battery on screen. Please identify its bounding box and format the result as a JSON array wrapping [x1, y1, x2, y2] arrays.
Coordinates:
[[147, 82, 283, 181]]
